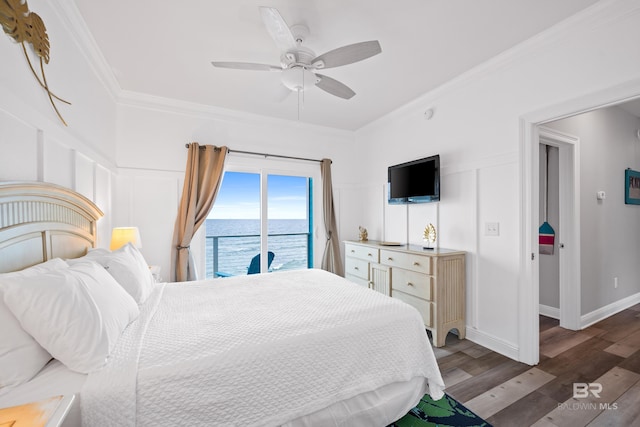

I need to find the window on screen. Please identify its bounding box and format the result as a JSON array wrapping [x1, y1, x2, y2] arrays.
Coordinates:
[[205, 170, 313, 278]]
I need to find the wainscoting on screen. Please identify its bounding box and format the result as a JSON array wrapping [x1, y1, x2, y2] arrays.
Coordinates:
[[433, 305, 640, 426]]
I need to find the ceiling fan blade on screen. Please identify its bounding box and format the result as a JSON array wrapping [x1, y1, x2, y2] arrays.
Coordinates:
[[315, 74, 355, 100], [312, 41, 382, 69], [211, 62, 282, 71], [259, 7, 296, 51]]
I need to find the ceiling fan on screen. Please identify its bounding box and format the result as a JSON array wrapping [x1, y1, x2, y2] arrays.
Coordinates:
[[212, 7, 382, 100]]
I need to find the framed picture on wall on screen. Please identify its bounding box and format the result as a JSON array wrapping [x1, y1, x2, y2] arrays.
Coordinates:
[[625, 169, 640, 205]]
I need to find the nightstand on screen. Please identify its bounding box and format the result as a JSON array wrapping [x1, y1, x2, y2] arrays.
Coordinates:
[[149, 265, 162, 282], [0, 394, 75, 427]]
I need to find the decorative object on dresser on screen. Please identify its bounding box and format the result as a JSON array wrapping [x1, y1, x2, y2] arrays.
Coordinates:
[[358, 226, 368, 241], [344, 240, 465, 347], [422, 223, 436, 250]]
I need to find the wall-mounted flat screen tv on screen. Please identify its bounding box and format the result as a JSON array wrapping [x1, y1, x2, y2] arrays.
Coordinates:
[[388, 154, 440, 204]]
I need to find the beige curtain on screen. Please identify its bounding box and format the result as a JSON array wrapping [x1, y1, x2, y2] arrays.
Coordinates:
[[172, 143, 227, 282], [320, 158, 344, 276]]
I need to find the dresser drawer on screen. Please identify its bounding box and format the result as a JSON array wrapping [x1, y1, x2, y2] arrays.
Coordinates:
[[380, 250, 431, 274], [391, 268, 432, 301], [392, 290, 432, 327], [345, 257, 369, 280], [345, 244, 379, 263]]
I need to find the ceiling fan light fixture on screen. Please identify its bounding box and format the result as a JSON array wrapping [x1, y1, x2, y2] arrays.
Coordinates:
[[281, 67, 317, 92]]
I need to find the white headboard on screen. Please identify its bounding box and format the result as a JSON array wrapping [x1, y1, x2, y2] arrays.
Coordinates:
[[0, 181, 103, 273]]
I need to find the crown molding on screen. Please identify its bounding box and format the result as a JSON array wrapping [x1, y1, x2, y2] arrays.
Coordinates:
[[359, 0, 637, 134], [117, 90, 354, 138], [52, 1, 121, 102]]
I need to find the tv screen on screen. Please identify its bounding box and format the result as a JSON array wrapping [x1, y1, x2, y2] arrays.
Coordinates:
[[388, 155, 440, 204]]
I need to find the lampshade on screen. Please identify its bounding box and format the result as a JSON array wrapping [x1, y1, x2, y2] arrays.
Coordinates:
[[110, 227, 142, 250]]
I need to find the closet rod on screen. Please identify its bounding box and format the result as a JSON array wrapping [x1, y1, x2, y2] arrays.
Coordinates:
[[184, 144, 328, 164]]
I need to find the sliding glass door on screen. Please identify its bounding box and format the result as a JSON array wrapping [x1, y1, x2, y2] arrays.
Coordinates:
[[267, 174, 312, 273], [206, 170, 312, 278]]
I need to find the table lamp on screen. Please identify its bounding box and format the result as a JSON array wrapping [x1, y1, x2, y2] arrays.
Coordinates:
[[110, 227, 142, 250]]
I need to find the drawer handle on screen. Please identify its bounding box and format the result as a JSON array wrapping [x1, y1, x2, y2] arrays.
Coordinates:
[[354, 267, 359, 271], [367, 253, 373, 257], [387, 257, 393, 261], [413, 262, 421, 266], [407, 282, 415, 287], [351, 249, 355, 253]]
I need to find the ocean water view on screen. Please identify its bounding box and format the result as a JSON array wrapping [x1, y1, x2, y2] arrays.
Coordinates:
[[205, 219, 311, 278]]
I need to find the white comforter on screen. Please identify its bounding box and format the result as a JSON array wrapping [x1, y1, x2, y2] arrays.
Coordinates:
[[81, 269, 444, 426]]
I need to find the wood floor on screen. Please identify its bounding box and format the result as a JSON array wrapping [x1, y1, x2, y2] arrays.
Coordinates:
[[433, 304, 640, 426]]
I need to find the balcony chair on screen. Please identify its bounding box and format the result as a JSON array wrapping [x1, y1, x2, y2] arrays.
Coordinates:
[[216, 251, 275, 277], [247, 251, 275, 274]]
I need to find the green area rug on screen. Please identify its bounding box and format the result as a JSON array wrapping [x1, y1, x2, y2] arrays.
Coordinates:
[[389, 393, 492, 427]]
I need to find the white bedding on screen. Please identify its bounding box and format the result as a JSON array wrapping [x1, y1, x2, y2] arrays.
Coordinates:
[[81, 269, 445, 426]]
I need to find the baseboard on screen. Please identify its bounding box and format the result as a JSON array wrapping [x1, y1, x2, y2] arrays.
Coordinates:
[[465, 327, 519, 362], [539, 304, 560, 319], [581, 292, 640, 329]]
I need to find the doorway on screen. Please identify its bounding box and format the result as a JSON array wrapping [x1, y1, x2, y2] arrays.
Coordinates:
[[538, 143, 560, 319], [520, 80, 640, 366], [538, 128, 581, 333]]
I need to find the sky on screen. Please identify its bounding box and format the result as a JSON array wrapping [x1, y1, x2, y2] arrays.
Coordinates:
[[208, 171, 309, 219]]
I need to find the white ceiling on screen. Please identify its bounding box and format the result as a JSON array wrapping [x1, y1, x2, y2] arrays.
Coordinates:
[[73, 0, 604, 130], [618, 99, 640, 118]]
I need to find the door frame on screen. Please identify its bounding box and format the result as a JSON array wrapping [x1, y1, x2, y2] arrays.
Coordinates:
[[518, 79, 640, 365], [539, 127, 581, 331]]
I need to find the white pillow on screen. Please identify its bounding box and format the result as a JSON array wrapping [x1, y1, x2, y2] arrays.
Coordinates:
[[69, 243, 154, 304], [0, 259, 67, 388], [2, 260, 139, 374]]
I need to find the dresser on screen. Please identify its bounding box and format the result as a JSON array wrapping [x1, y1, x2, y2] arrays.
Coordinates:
[[344, 240, 465, 347]]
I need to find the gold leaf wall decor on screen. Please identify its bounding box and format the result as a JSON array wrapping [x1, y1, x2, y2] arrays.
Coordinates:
[[29, 12, 49, 63], [0, 0, 70, 126]]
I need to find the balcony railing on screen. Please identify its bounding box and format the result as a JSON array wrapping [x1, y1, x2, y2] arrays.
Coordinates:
[[206, 232, 312, 278]]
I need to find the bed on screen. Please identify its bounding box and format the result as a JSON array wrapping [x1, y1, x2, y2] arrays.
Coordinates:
[[0, 181, 445, 427]]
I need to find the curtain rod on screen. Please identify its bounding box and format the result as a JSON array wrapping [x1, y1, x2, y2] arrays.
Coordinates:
[[184, 144, 328, 164]]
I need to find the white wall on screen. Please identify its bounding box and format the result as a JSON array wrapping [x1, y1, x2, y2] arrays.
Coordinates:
[[352, 0, 640, 357], [113, 97, 356, 278], [545, 106, 640, 315], [0, 0, 117, 247]]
